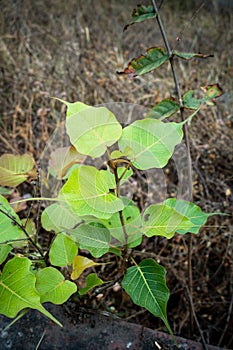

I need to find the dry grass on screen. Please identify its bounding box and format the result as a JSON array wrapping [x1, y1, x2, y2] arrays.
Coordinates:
[[0, 0, 232, 347]]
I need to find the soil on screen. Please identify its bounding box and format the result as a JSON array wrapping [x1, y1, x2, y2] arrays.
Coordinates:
[[0, 303, 230, 350], [0, 1, 232, 349]]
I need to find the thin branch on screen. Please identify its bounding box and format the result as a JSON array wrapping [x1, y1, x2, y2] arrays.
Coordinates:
[[186, 287, 208, 350], [35, 163, 42, 244], [151, 0, 193, 200], [107, 147, 129, 249], [187, 233, 194, 334], [0, 207, 44, 258], [91, 278, 121, 298], [112, 165, 128, 247], [0, 238, 30, 245], [151, 0, 172, 56], [151, 0, 194, 334]]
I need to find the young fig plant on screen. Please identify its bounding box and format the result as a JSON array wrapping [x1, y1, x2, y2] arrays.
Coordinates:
[[0, 0, 223, 339]]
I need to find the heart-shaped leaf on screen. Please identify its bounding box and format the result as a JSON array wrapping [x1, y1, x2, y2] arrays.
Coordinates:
[[55, 99, 88, 118], [164, 198, 211, 234], [118, 47, 169, 76], [36, 267, 77, 304], [59, 100, 122, 158], [142, 204, 193, 239], [69, 223, 110, 258], [0, 154, 36, 187], [59, 165, 124, 219], [41, 202, 82, 233], [0, 257, 62, 326], [71, 255, 100, 280], [49, 233, 78, 267], [122, 259, 172, 334], [118, 119, 183, 170]]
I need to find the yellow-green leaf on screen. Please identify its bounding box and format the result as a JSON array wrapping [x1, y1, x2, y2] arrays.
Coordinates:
[[118, 119, 183, 170], [0, 154, 36, 187], [59, 100, 122, 158], [41, 202, 82, 233], [36, 267, 77, 304], [0, 194, 26, 244], [0, 257, 62, 326], [142, 204, 193, 239], [59, 165, 123, 219], [49, 233, 78, 267], [71, 255, 100, 280]]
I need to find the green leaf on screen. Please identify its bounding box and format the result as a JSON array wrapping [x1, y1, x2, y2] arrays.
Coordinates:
[[108, 246, 122, 257], [146, 98, 180, 120], [48, 145, 85, 179], [142, 204, 193, 239], [69, 223, 110, 258], [0, 257, 62, 326], [117, 167, 133, 184], [0, 187, 14, 195], [55, 99, 88, 118], [36, 267, 77, 304], [118, 119, 183, 170], [173, 51, 213, 60], [59, 100, 122, 158], [124, 5, 156, 31], [63, 163, 82, 179], [99, 169, 116, 189], [117, 47, 169, 76], [0, 245, 12, 264], [183, 85, 223, 110], [164, 198, 210, 234], [71, 255, 100, 280], [0, 194, 26, 244], [11, 218, 35, 249], [122, 259, 172, 334], [0, 154, 36, 187], [79, 273, 104, 296], [59, 165, 124, 219], [115, 167, 133, 188], [183, 90, 201, 110], [49, 233, 78, 267], [41, 202, 82, 233], [101, 204, 142, 248], [111, 147, 133, 159], [203, 83, 223, 100]]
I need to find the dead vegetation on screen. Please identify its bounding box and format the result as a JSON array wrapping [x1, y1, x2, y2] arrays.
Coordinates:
[[0, 0, 232, 348]]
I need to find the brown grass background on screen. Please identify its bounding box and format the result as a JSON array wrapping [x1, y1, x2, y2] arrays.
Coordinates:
[[0, 0, 232, 347]]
